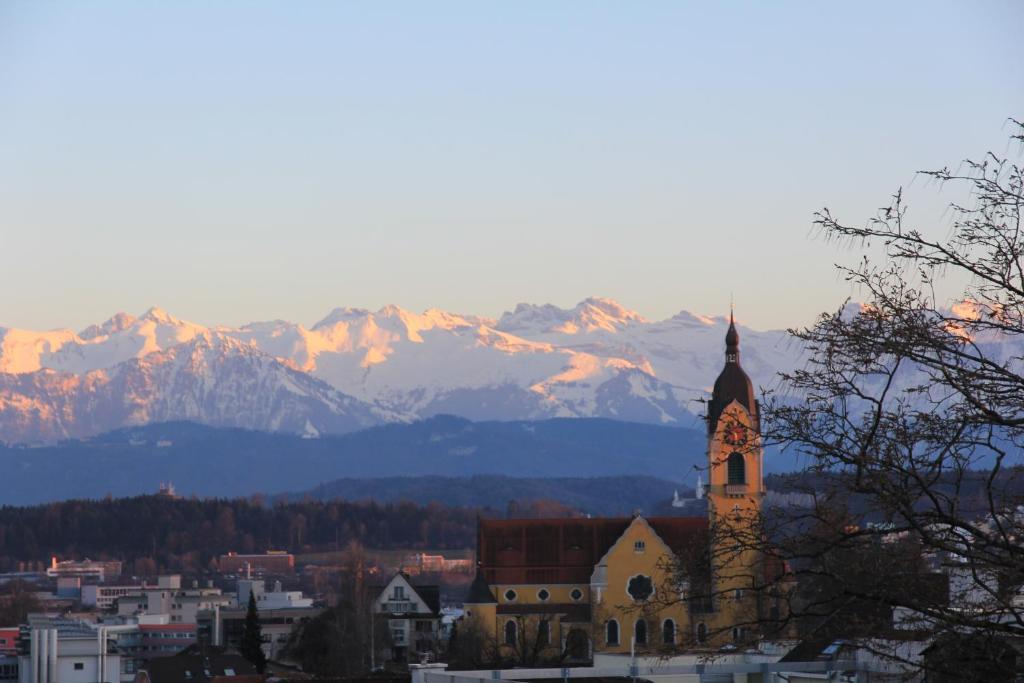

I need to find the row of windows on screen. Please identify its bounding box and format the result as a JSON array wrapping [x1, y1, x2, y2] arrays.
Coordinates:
[[605, 618, 677, 646], [605, 620, 744, 646], [503, 587, 584, 603]]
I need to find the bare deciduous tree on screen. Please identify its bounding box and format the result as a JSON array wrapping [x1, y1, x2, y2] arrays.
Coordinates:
[[748, 120, 1024, 680]]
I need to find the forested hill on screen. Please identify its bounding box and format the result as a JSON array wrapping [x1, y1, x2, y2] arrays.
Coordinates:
[[291, 474, 687, 516], [0, 495, 481, 575]]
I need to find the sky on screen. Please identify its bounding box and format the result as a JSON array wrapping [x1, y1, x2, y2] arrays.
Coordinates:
[[1, 1, 1022, 332]]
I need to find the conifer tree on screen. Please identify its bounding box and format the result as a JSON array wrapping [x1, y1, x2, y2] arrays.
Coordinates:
[[241, 591, 267, 673]]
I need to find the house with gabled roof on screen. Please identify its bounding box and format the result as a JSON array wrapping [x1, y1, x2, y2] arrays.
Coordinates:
[[373, 572, 442, 664]]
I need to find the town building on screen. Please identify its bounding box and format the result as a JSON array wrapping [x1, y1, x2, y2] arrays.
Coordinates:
[[217, 551, 294, 576], [196, 578, 321, 661], [115, 576, 232, 624], [400, 553, 473, 576], [16, 620, 127, 683], [236, 579, 313, 611], [462, 314, 787, 662], [373, 573, 443, 663], [81, 585, 145, 612], [196, 603, 321, 662], [139, 644, 259, 683], [45, 558, 122, 583]]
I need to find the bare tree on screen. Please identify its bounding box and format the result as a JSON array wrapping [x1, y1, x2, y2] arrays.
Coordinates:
[[745, 119, 1024, 680]]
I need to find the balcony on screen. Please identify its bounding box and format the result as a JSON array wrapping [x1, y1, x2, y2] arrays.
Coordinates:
[[382, 601, 417, 614]]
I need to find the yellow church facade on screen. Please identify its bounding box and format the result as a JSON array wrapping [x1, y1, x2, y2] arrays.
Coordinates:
[[461, 314, 784, 662]]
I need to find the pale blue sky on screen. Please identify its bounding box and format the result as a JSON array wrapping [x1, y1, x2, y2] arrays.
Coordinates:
[[1, 1, 1021, 331]]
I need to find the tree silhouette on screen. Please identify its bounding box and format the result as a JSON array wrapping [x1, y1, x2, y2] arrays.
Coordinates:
[[241, 591, 267, 673]]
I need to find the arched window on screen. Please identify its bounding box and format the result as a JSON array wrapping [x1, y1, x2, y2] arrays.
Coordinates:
[[634, 619, 647, 645], [565, 629, 589, 659], [504, 620, 517, 646], [605, 619, 619, 646], [538, 620, 550, 646], [727, 452, 746, 484], [696, 622, 707, 644], [662, 619, 675, 645]]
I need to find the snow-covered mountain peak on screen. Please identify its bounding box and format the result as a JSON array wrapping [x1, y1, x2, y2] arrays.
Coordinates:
[[140, 306, 181, 325], [497, 297, 646, 335], [668, 310, 719, 327], [0, 298, 808, 443], [312, 307, 373, 330], [80, 312, 137, 340]]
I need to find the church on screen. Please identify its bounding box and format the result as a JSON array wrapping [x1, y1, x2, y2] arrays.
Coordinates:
[[461, 313, 783, 661]]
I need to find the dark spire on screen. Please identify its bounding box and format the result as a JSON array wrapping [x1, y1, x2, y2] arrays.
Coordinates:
[[463, 568, 496, 604], [725, 309, 739, 362], [708, 308, 756, 435]]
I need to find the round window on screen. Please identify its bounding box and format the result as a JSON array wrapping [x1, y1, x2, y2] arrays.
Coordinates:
[[570, 588, 583, 601], [504, 589, 517, 602], [627, 574, 654, 602], [537, 588, 550, 601]]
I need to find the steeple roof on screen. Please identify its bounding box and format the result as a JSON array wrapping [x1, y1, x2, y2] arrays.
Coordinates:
[[463, 568, 497, 604], [708, 311, 756, 434]]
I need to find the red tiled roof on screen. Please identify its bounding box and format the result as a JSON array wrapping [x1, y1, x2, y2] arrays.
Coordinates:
[[478, 516, 707, 585]]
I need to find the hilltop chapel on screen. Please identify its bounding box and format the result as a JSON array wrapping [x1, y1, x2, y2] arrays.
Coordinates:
[[461, 313, 786, 661]]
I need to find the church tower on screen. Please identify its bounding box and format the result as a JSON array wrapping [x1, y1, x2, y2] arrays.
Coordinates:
[[705, 312, 765, 636]]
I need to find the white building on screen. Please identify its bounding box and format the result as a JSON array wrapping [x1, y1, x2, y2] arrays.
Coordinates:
[[17, 623, 128, 683], [81, 585, 144, 611], [115, 576, 231, 624], [196, 578, 321, 661], [236, 579, 313, 610], [374, 573, 442, 663]]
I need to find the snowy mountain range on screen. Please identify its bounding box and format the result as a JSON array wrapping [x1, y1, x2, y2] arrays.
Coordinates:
[[0, 298, 801, 443]]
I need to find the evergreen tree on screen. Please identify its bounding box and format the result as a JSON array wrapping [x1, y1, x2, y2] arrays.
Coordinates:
[[241, 591, 267, 673]]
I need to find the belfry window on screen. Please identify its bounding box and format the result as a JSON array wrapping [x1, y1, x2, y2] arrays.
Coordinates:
[[727, 452, 746, 485]]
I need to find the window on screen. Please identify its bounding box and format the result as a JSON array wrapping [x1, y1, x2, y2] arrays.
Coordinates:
[[727, 452, 745, 484], [662, 619, 676, 645], [732, 627, 744, 643], [634, 619, 647, 645], [627, 574, 654, 602], [393, 585, 406, 600], [696, 622, 707, 644], [570, 588, 583, 601], [733, 589, 744, 599], [504, 620, 517, 646], [633, 540, 646, 553], [74, 663, 84, 671], [537, 588, 550, 602], [605, 619, 619, 646], [537, 620, 550, 646], [504, 589, 517, 602]]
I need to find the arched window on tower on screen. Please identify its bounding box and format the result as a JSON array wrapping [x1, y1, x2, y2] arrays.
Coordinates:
[[727, 452, 746, 485]]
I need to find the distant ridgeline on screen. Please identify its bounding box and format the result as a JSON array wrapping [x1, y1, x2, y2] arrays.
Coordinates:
[[0, 416, 762, 506]]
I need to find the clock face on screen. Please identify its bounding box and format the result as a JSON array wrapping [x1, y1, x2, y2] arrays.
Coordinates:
[[724, 422, 747, 446]]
